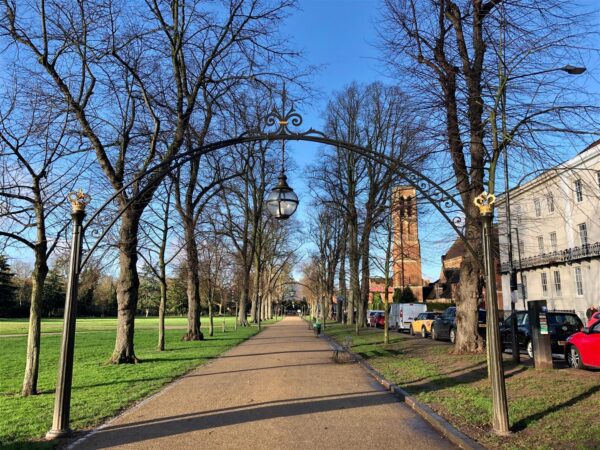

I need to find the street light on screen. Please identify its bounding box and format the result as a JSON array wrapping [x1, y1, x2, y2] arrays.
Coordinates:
[[501, 63, 586, 363], [266, 139, 299, 220], [506, 65, 586, 81], [47, 190, 90, 439]]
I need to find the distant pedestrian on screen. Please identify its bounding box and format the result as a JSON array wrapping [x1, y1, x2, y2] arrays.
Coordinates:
[[586, 307, 599, 328], [586, 305, 598, 320]]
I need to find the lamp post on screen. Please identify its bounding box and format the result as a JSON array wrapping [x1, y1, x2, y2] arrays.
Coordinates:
[[474, 192, 510, 435], [46, 190, 90, 439], [499, 64, 585, 363]]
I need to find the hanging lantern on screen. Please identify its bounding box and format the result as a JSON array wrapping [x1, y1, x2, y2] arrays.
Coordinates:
[[266, 173, 299, 220]]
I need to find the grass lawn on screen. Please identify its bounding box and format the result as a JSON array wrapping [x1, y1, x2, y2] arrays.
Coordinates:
[[324, 323, 600, 450], [0, 317, 192, 335], [0, 316, 266, 449]]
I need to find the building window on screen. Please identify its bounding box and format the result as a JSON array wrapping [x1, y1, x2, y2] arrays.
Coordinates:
[[597, 171, 600, 190], [534, 198, 541, 217], [547, 193, 555, 213], [515, 205, 522, 225], [553, 270, 562, 297], [550, 232, 557, 252], [541, 272, 548, 297], [578, 223, 588, 247], [574, 267, 584, 296], [537, 236, 544, 254], [575, 179, 583, 203]]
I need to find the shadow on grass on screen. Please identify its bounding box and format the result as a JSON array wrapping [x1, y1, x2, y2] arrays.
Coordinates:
[[512, 384, 600, 431], [1, 440, 56, 450]]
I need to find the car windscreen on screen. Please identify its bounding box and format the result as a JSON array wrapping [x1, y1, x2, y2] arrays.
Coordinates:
[[548, 314, 582, 328]]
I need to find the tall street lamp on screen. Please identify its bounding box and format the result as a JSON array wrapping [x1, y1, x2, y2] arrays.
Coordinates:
[[474, 192, 510, 435], [500, 64, 586, 363], [46, 190, 90, 439]]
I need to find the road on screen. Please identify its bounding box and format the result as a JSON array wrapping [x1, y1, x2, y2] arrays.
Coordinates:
[[71, 316, 455, 449]]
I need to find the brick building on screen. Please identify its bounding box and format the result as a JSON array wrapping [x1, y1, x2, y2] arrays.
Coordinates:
[[392, 186, 423, 301]]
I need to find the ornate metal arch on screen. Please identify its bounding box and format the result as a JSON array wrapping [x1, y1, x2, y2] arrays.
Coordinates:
[[79, 92, 475, 269]]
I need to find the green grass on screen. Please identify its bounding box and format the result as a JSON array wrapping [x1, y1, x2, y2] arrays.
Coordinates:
[[0, 316, 264, 448], [0, 317, 192, 335], [324, 322, 600, 450]]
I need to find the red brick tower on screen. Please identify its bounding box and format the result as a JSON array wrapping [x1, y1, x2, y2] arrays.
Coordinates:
[[392, 186, 423, 301]]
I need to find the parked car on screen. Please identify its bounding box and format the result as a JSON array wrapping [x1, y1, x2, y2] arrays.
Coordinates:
[[499, 311, 583, 359], [391, 303, 428, 332], [565, 317, 600, 369], [375, 313, 386, 328], [587, 311, 600, 328], [431, 307, 486, 344], [367, 310, 384, 327], [410, 312, 441, 338]]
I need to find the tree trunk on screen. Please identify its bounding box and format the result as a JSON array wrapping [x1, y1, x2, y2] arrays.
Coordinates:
[[21, 254, 47, 396], [453, 212, 485, 354], [208, 296, 214, 337], [338, 237, 347, 324], [238, 268, 250, 326], [182, 225, 203, 341], [359, 231, 371, 328], [157, 279, 166, 351], [348, 217, 360, 325], [111, 210, 142, 363]]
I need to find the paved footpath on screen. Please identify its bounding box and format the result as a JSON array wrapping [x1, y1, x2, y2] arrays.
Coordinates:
[[72, 317, 454, 449]]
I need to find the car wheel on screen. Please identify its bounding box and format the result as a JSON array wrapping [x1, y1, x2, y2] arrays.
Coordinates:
[[421, 327, 427, 339], [410, 326, 415, 336], [567, 345, 583, 369], [431, 326, 438, 341], [526, 340, 534, 359], [450, 328, 456, 345]]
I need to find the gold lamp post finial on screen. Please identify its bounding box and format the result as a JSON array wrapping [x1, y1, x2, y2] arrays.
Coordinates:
[[67, 190, 91, 213], [474, 191, 495, 215]]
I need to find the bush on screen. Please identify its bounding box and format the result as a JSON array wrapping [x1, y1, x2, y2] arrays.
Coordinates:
[[395, 286, 417, 303], [426, 301, 455, 312]]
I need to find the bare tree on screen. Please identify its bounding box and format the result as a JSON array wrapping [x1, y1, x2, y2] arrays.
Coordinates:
[[311, 82, 425, 331], [0, 80, 88, 395], [379, 0, 599, 353], [1, 0, 300, 362], [138, 181, 177, 351], [307, 206, 344, 329]]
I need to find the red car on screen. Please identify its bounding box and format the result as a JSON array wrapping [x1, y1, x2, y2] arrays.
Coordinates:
[[565, 318, 600, 369], [375, 313, 386, 328]]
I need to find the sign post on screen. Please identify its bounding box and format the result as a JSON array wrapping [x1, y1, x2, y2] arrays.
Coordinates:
[[527, 300, 553, 369]]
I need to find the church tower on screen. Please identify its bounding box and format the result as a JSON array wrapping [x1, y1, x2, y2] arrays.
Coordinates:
[[392, 186, 423, 301]]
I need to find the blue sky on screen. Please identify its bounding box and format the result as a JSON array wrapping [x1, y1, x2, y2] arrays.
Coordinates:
[[281, 0, 600, 282], [282, 0, 449, 281]]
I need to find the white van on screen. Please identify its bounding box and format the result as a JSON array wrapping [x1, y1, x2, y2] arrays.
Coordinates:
[[390, 303, 427, 332]]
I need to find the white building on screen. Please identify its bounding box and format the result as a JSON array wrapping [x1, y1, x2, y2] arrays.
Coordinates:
[[496, 140, 600, 321]]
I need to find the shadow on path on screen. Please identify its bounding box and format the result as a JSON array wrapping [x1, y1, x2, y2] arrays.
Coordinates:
[[86, 392, 395, 448]]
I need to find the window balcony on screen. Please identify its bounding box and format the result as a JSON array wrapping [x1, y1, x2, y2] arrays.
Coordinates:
[[500, 242, 600, 273]]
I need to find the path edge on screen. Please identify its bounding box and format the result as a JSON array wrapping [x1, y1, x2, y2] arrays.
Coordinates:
[[319, 330, 485, 450], [60, 323, 272, 450]]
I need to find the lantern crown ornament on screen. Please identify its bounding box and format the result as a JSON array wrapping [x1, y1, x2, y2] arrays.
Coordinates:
[[474, 191, 495, 215], [67, 190, 91, 213]]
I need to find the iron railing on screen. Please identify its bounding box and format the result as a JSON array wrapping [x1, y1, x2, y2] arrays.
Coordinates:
[[500, 242, 600, 272]]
